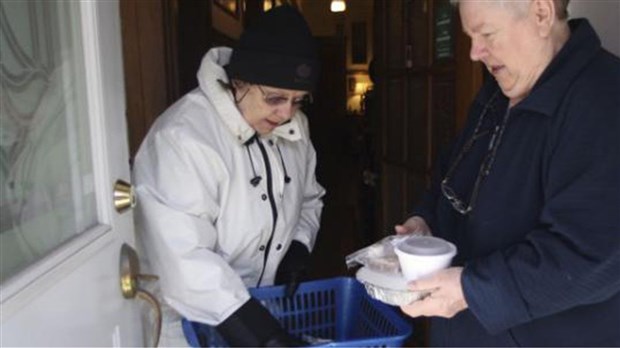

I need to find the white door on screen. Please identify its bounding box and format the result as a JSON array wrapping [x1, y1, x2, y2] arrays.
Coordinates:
[[1, 1, 148, 346]]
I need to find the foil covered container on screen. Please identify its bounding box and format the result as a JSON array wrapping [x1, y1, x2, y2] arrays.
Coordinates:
[[360, 280, 430, 306], [355, 266, 430, 306]]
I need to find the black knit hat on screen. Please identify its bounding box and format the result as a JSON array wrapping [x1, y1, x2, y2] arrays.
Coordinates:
[[226, 5, 319, 91]]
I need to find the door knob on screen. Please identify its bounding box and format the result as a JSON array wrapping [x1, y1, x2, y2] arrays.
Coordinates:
[[113, 179, 136, 213], [120, 243, 161, 347]]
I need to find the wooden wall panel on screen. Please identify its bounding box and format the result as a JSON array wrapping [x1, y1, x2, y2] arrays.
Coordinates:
[[407, 74, 428, 173], [430, 74, 456, 161], [385, 0, 404, 70], [381, 163, 407, 230], [385, 78, 406, 162], [409, 0, 429, 68], [407, 172, 427, 214], [374, 0, 482, 239]]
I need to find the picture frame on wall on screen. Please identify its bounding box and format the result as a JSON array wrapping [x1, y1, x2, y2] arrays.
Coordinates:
[[214, 0, 240, 19]]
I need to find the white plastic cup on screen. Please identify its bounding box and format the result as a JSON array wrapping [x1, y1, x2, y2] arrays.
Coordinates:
[[394, 236, 457, 281]]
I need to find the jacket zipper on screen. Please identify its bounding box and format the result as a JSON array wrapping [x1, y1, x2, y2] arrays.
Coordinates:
[[255, 139, 278, 287]]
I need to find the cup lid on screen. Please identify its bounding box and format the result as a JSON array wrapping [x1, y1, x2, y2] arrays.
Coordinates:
[[396, 236, 455, 256]]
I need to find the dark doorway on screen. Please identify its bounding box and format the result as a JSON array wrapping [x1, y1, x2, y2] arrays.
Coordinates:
[[307, 36, 364, 279]]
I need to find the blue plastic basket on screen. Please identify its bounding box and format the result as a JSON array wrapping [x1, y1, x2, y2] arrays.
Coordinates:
[[182, 277, 412, 347]]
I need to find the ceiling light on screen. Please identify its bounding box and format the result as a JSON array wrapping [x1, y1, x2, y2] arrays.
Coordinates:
[[330, 0, 346, 13]]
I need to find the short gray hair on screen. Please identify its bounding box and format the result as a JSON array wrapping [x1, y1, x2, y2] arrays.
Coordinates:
[[449, 0, 570, 20]]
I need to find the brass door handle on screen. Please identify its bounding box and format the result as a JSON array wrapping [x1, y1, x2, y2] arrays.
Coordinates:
[[114, 179, 136, 213], [120, 243, 161, 347]]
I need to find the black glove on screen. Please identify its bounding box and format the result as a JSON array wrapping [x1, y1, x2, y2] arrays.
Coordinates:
[[216, 297, 305, 347], [275, 241, 310, 297]]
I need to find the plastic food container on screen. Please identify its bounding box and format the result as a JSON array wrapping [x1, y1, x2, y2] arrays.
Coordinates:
[[355, 266, 430, 306], [394, 236, 457, 281], [182, 277, 412, 347]]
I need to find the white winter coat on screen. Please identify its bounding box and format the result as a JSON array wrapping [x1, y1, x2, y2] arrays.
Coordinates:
[[133, 47, 325, 330]]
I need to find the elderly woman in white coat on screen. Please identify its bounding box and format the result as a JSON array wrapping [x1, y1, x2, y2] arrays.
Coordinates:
[[133, 6, 324, 347]]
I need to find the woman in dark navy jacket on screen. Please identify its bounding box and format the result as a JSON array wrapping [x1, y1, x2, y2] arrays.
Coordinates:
[[395, 0, 620, 346]]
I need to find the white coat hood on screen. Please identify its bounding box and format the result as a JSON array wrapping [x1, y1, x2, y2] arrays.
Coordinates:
[[196, 47, 303, 144]]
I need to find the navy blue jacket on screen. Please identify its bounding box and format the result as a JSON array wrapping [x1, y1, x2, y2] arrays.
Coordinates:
[[414, 19, 620, 346]]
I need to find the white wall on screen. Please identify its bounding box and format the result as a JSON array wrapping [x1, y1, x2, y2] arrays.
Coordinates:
[[569, 0, 620, 56]]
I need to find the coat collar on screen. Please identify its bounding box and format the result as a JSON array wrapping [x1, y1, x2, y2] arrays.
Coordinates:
[[197, 47, 303, 145], [475, 19, 602, 117]]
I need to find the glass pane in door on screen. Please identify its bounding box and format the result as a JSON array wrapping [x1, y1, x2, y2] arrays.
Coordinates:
[[0, 1, 97, 282]]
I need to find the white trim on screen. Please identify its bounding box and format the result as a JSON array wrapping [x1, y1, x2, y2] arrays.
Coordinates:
[[63, 1, 87, 233], [80, 0, 114, 227]]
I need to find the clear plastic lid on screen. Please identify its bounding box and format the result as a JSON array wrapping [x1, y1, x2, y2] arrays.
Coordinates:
[[396, 236, 454, 256]]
